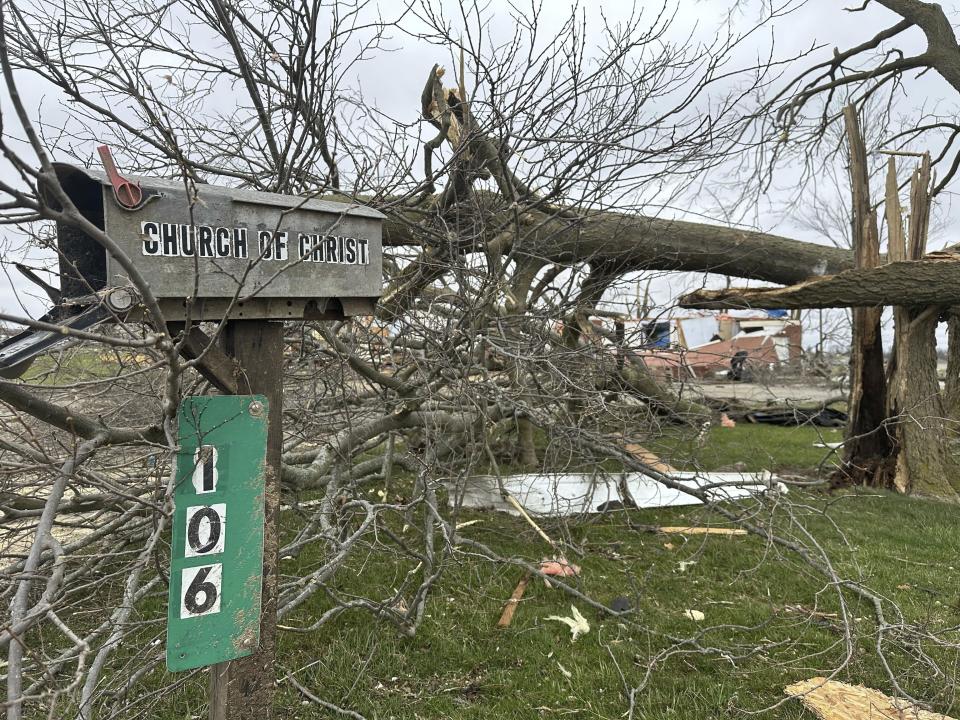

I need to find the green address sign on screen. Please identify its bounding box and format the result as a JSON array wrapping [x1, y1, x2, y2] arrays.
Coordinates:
[[167, 395, 268, 672]]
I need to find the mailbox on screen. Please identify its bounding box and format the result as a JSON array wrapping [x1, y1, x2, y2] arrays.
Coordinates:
[[0, 160, 384, 376], [51, 162, 383, 321]]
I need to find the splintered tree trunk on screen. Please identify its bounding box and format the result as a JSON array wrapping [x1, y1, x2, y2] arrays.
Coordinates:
[[685, 146, 960, 499], [885, 155, 960, 500], [840, 106, 893, 485], [888, 306, 959, 498], [944, 314, 960, 418]]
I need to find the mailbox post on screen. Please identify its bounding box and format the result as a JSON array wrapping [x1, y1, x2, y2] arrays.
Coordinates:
[[208, 322, 285, 720], [11, 158, 384, 719]]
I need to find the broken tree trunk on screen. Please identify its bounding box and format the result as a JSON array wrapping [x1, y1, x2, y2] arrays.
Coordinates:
[[386, 66, 858, 295], [383, 203, 857, 288], [838, 106, 892, 487], [676, 255, 960, 309], [884, 155, 960, 499], [681, 141, 960, 500]]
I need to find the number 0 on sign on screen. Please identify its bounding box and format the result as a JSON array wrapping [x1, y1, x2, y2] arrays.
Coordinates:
[[166, 396, 268, 672]]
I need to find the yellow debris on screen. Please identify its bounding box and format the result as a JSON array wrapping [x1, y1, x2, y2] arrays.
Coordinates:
[[785, 677, 955, 720], [658, 527, 747, 536], [623, 443, 678, 474]]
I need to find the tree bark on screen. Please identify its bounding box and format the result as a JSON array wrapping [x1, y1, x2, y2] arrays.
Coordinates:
[[888, 306, 960, 499], [383, 207, 857, 286], [885, 154, 960, 499], [677, 255, 960, 309], [944, 314, 960, 418], [838, 106, 892, 486]]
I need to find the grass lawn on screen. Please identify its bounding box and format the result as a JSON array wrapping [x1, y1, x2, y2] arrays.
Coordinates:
[[650, 422, 845, 474], [138, 425, 960, 719], [267, 495, 959, 719], [22, 347, 155, 385]]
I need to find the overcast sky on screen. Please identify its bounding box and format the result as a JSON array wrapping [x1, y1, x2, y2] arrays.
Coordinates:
[[0, 0, 955, 349]]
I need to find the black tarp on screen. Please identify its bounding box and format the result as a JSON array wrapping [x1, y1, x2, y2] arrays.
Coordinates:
[[743, 406, 848, 427]]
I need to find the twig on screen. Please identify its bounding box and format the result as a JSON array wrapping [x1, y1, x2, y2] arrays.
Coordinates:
[[285, 673, 369, 720], [503, 492, 556, 549]]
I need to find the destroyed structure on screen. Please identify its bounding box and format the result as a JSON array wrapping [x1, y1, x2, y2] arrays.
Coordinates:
[[625, 310, 803, 381]]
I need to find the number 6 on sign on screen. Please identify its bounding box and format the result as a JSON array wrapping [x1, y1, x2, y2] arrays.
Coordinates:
[[181, 564, 222, 618]]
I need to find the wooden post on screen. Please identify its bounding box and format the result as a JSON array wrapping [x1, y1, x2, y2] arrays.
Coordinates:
[[208, 320, 284, 720]]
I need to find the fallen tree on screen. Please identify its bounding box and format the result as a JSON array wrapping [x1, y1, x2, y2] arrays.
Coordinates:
[[678, 254, 960, 310], [383, 206, 856, 287], [3, 2, 959, 718], [683, 109, 960, 500]]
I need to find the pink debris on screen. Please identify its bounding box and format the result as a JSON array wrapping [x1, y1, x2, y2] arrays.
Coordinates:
[[720, 413, 736, 428], [539, 557, 581, 577]]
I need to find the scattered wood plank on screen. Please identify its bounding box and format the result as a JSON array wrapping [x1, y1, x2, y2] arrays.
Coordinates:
[[497, 572, 531, 628], [658, 526, 747, 536], [623, 443, 678, 474], [785, 677, 956, 720]]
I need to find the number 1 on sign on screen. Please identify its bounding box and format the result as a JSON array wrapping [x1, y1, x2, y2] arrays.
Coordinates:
[[193, 445, 218, 494]]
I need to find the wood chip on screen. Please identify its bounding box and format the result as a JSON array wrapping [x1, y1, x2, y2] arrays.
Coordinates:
[[658, 526, 747, 536], [496, 572, 530, 629], [623, 443, 678, 474], [785, 677, 956, 720]]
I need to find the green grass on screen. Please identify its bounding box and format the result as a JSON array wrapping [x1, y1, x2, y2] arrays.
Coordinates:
[[21, 347, 141, 385], [136, 481, 960, 719], [269, 493, 960, 719], [47, 426, 960, 719], [652, 423, 845, 473], [477, 421, 843, 478]]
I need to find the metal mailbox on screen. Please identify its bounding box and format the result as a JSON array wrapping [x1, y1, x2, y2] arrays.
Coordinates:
[[51, 162, 384, 321], [0, 159, 384, 376]]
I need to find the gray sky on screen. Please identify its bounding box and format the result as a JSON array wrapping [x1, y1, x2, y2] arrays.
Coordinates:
[[0, 0, 955, 349]]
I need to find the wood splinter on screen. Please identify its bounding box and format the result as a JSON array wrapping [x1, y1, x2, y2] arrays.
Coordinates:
[[497, 572, 531, 629]]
